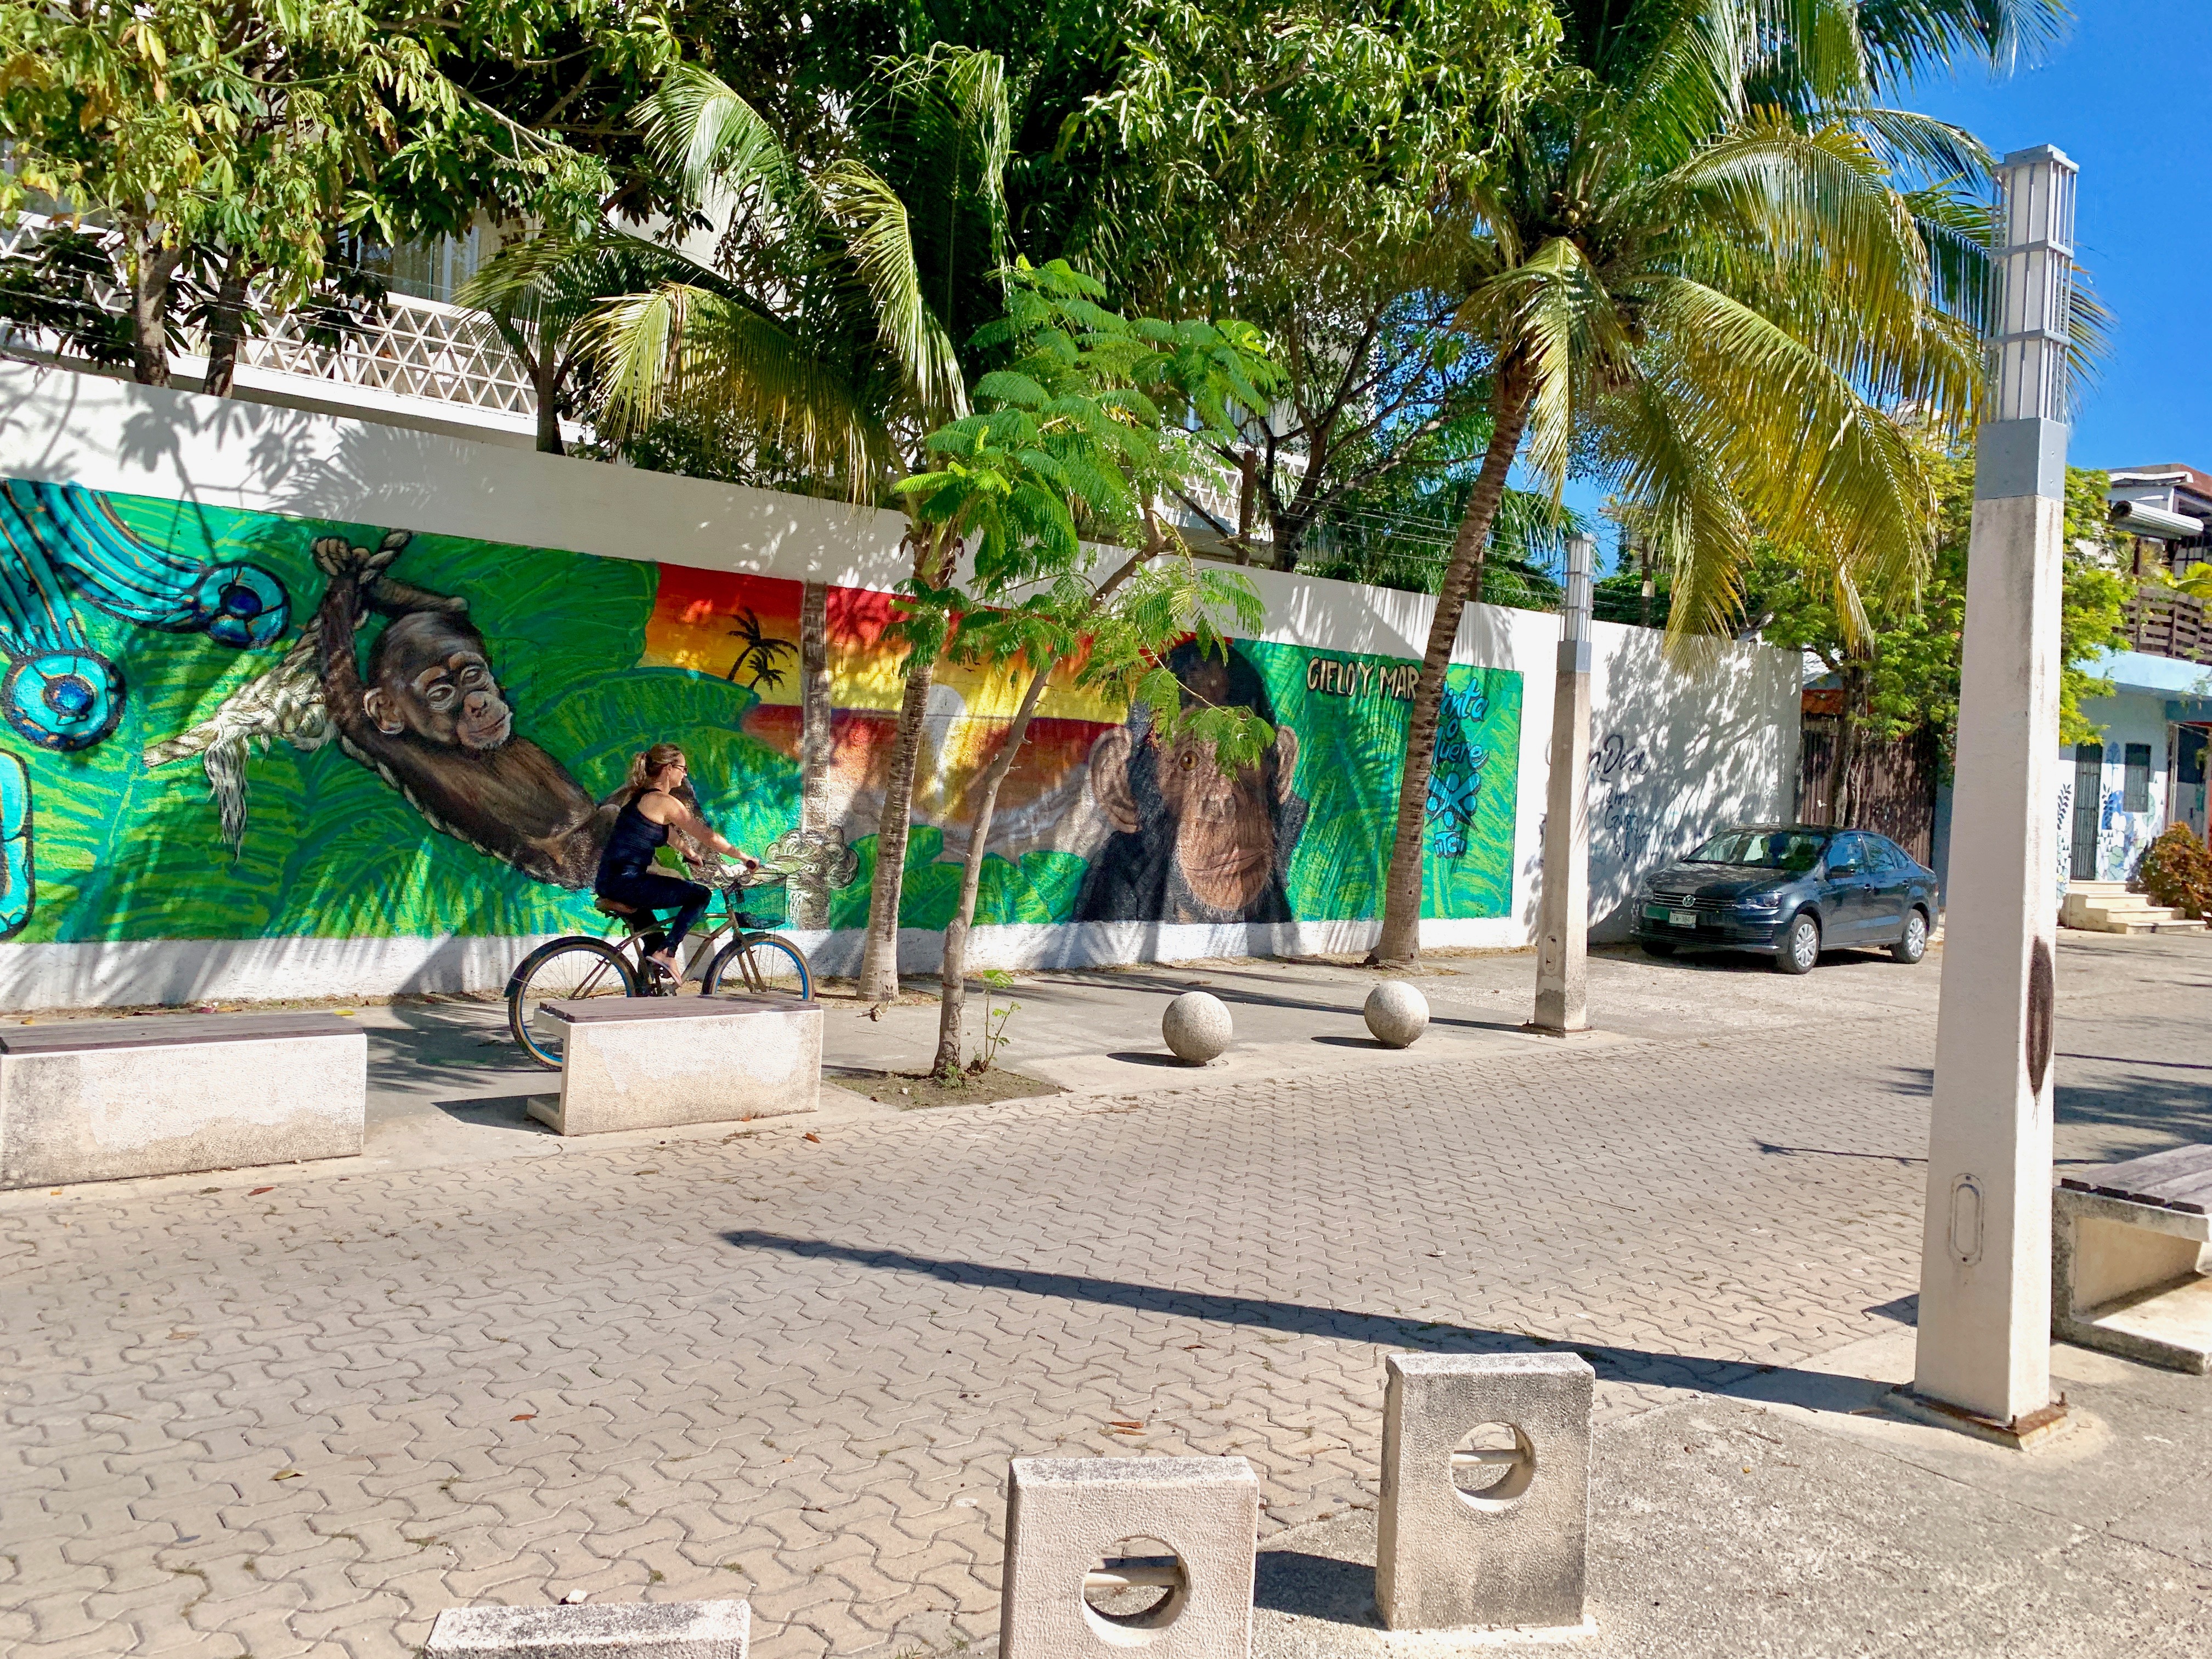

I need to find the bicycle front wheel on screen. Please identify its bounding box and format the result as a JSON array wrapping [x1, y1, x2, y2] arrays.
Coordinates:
[[506, 936, 638, 1068], [699, 933, 812, 1003]]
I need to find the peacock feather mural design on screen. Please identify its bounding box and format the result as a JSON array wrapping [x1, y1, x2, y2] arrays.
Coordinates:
[[0, 479, 294, 935]]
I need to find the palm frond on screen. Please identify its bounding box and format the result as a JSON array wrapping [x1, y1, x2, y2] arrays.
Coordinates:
[[815, 159, 968, 424]]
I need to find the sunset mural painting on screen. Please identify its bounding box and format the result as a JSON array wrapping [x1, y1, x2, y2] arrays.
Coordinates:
[[0, 481, 1522, 956]]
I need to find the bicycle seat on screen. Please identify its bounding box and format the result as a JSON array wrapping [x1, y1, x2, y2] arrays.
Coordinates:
[[592, 897, 639, 918]]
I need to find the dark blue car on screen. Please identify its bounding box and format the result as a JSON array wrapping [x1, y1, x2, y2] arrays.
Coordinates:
[[1631, 825, 1938, 974]]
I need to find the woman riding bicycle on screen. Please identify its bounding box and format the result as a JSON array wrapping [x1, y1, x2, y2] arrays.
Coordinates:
[[597, 743, 758, 979]]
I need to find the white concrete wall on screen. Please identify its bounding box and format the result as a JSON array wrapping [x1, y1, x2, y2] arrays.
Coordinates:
[[0, 362, 1798, 1004]]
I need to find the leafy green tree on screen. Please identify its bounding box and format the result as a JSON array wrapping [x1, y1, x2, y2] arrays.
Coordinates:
[[0, 0, 637, 390], [892, 260, 1280, 1075], [1751, 458, 2130, 821], [1363, 0, 2053, 966], [1069, 0, 1560, 568]]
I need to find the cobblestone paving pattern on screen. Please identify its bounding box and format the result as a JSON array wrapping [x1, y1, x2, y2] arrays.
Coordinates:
[[1, 949, 2202, 1658]]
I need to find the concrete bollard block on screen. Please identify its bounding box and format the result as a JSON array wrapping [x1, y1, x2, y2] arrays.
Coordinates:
[[1364, 981, 1430, 1048], [1376, 1351, 1594, 1631], [1161, 991, 1234, 1064], [425, 1600, 748, 1658], [1002, 1456, 1259, 1657]]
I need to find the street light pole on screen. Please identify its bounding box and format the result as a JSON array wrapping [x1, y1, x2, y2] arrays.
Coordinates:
[[1906, 146, 2077, 1447], [1533, 533, 1595, 1035]]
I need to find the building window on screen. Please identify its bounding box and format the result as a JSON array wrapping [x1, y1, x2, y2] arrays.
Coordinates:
[[2125, 742, 2153, 812]]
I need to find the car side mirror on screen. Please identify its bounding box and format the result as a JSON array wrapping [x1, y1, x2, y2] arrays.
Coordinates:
[[1827, 862, 1858, 879]]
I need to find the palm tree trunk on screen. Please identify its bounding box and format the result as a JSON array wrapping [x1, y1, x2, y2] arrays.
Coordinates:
[[1370, 362, 1534, 966], [856, 526, 957, 1003], [789, 581, 833, 931], [126, 231, 183, 389], [532, 345, 565, 455], [200, 247, 253, 398], [933, 653, 1058, 1076]]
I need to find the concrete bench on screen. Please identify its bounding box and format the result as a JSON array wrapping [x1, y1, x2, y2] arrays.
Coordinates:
[[0, 1012, 365, 1190], [2055, 1144, 2212, 1373], [528, 996, 821, 1137]]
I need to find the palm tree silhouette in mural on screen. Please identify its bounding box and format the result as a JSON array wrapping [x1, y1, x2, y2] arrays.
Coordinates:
[[725, 608, 797, 690]]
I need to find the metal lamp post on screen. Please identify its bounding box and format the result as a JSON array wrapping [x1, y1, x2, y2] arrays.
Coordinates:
[[1533, 533, 1595, 1035], [1905, 145, 2078, 1446]]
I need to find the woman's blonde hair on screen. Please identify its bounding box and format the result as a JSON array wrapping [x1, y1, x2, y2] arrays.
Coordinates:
[[623, 743, 687, 800]]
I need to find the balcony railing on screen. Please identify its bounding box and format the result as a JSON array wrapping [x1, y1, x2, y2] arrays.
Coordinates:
[[0, 215, 540, 429]]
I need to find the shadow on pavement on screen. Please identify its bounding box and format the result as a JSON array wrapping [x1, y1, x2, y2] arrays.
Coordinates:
[[427, 1093, 555, 1134], [1254, 1547, 1380, 1628], [720, 1232, 1870, 1414], [1018, 969, 1520, 1036]]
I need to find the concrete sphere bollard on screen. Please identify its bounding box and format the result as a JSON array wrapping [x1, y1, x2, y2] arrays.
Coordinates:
[[1364, 981, 1430, 1048], [1163, 990, 1234, 1064]]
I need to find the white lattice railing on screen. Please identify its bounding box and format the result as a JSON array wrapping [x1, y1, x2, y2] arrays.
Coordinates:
[[243, 292, 537, 414], [0, 215, 540, 422]]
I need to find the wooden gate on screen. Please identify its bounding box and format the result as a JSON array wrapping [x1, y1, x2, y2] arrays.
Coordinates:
[[1797, 717, 1941, 864]]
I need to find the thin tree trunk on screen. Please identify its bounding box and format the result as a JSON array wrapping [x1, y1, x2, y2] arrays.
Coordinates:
[[856, 525, 957, 1003], [1369, 362, 1535, 966], [126, 232, 183, 388], [200, 247, 253, 397], [1234, 448, 1257, 566], [1831, 660, 1866, 826], [932, 652, 1059, 1076], [533, 346, 565, 454], [930, 548, 1151, 1074], [789, 580, 833, 930]]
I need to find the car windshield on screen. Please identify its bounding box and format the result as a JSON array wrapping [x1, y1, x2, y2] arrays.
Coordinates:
[[1686, 830, 1827, 872]]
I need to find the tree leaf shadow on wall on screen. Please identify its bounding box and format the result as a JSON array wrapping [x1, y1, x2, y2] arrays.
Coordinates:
[[1551, 626, 1797, 945]]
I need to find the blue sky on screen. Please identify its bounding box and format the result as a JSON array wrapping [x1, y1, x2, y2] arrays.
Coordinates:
[[1560, 2, 2209, 571], [1908, 0, 2208, 475]]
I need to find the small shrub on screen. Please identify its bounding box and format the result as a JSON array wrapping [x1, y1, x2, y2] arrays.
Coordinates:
[[2137, 824, 2212, 918]]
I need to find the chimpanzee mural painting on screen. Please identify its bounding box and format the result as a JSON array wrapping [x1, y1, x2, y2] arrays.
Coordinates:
[[0, 479, 1521, 950], [1075, 640, 1308, 924]]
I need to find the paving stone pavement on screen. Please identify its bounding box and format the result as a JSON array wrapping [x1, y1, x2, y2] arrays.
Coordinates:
[[2, 937, 2206, 1658]]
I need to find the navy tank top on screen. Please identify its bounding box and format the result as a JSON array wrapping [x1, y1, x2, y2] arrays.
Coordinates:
[[597, 797, 669, 881]]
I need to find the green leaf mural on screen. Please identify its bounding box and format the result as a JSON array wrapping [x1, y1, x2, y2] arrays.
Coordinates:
[[1243, 641, 1520, 922], [1, 479, 1521, 957]]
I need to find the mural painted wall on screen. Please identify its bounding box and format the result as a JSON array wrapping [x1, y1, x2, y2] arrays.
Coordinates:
[[0, 479, 1522, 951]]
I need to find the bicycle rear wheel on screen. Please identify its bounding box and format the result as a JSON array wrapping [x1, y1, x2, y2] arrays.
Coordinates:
[[506, 936, 637, 1068], [699, 933, 812, 1003]]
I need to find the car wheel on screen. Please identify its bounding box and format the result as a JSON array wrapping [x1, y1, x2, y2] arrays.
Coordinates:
[[1892, 907, 1929, 964], [1639, 939, 1677, 958], [1775, 911, 1820, 975]]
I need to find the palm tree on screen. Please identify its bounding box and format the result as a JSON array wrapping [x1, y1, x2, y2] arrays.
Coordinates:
[[723, 607, 797, 689], [1366, 0, 2050, 966], [481, 51, 1012, 997]]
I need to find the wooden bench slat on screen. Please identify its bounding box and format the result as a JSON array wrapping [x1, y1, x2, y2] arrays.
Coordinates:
[[537, 996, 815, 1025], [0, 1012, 361, 1055], [2059, 1143, 2212, 1214]]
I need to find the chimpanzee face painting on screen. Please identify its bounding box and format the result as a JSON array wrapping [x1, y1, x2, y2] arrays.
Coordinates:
[[360, 612, 515, 752], [1074, 640, 1308, 925]]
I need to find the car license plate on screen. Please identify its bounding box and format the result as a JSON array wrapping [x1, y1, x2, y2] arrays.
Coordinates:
[[1668, 909, 1697, 927]]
